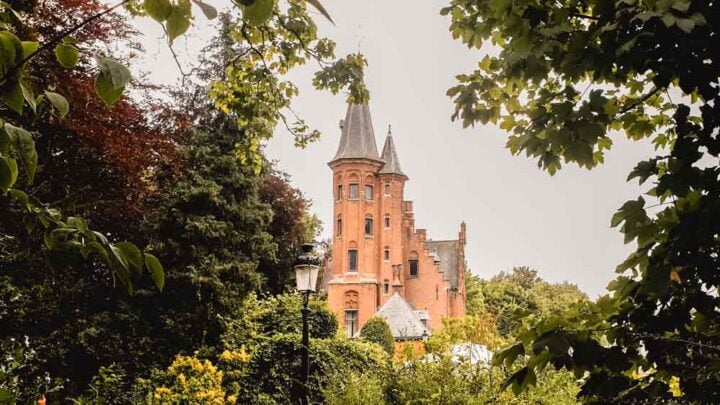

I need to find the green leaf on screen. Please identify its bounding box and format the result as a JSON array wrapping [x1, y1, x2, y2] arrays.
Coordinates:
[[19, 81, 35, 113], [0, 388, 13, 402], [95, 56, 131, 89], [9, 188, 28, 205], [192, 0, 217, 20], [5, 123, 37, 184], [80, 241, 108, 261], [114, 241, 144, 273], [22, 214, 36, 234], [0, 30, 21, 72], [94, 71, 124, 107], [0, 79, 23, 114], [54, 43, 79, 68], [0, 155, 17, 190], [144, 253, 165, 291], [21, 41, 38, 60], [243, 0, 274, 26], [45, 91, 70, 118], [166, 0, 192, 44], [144, 0, 172, 22], [306, 0, 333, 24]]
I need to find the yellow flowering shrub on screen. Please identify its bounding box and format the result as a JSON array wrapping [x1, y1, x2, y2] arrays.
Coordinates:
[[150, 355, 234, 404]]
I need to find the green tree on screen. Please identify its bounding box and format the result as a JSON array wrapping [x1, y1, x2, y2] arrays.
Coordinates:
[[465, 268, 587, 337], [359, 317, 395, 356], [444, 0, 720, 402]]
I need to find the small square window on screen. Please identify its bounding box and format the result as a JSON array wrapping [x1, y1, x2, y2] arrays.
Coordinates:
[[365, 185, 374, 200], [384, 184, 391, 196], [349, 184, 359, 200]]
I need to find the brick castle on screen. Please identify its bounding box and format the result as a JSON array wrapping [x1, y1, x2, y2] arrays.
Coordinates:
[[323, 101, 467, 339]]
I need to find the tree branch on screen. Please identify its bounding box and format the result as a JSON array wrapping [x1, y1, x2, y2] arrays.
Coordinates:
[[1, 0, 132, 83]]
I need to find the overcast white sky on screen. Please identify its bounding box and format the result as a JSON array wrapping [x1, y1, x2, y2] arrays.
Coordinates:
[[130, 0, 657, 297]]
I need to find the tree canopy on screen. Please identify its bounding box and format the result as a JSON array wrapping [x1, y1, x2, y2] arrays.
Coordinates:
[[443, 0, 720, 402]]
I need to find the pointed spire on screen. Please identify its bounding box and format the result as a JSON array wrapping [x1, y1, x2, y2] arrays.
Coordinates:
[[330, 102, 381, 163], [379, 126, 406, 176]]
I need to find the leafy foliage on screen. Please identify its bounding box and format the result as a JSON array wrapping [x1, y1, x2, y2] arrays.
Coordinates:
[[465, 268, 587, 337], [221, 293, 339, 349], [360, 317, 395, 356], [443, 0, 720, 402]]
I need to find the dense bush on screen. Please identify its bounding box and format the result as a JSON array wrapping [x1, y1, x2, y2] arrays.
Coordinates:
[[222, 334, 387, 404], [221, 293, 338, 349], [135, 356, 232, 404], [360, 317, 395, 356]]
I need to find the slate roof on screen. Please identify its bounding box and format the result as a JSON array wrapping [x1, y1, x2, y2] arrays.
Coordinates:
[[330, 102, 382, 163], [378, 130, 406, 176], [424, 240, 460, 289], [376, 293, 430, 339]]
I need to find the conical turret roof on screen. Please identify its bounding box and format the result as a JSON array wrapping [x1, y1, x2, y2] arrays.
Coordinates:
[[379, 127, 406, 176], [330, 102, 382, 163]]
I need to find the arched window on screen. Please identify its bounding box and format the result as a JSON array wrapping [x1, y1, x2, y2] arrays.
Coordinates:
[[364, 215, 373, 236], [337, 184, 343, 201], [383, 279, 390, 295], [365, 184, 374, 200], [409, 251, 419, 278], [384, 214, 390, 229], [384, 183, 391, 196], [348, 241, 358, 272], [348, 174, 360, 200], [344, 291, 359, 337], [384, 246, 390, 262], [336, 215, 342, 237]]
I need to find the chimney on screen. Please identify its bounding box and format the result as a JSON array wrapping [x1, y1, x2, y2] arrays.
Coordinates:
[[459, 222, 467, 247]]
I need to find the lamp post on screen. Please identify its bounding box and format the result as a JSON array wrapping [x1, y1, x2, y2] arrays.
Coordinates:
[[294, 243, 320, 405]]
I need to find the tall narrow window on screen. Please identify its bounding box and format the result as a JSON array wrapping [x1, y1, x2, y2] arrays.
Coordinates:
[[409, 259, 419, 278], [384, 247, 390, 262], [349, 183, 359, 199], [345, 310, 359, 337], [384, 183, 391, 196], [337, 216, 342, 236], [384, 214, 390, 229], [337, 184, 343, 201], [383, 280, 389, 295], [365, 217, 373, 236], [436, 285, 439, 300], [348, 249, 358, 272], [365, 185, 374, 200]]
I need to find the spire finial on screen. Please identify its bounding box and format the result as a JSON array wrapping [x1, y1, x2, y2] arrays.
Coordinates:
[[388, 124, 392, 135]]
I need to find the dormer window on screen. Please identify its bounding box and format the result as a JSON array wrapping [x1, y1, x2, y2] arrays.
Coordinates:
[[365, 185, 374, 200], [349, 183, 359, 200]]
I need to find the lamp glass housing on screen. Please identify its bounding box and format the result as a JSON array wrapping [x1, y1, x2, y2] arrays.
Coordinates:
[[295, 264, 319, 292]]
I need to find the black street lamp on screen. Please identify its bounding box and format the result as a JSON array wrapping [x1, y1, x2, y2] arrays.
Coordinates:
[[294, 243, 321, 405]]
